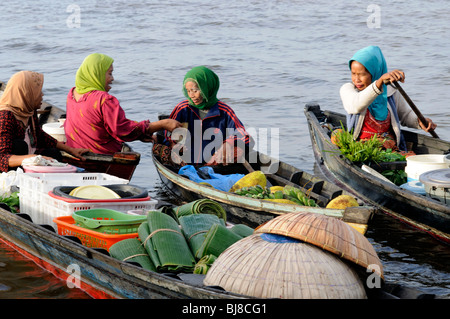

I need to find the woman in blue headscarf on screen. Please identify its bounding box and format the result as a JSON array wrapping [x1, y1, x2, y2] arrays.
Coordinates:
[[340, 45, 436, 152]]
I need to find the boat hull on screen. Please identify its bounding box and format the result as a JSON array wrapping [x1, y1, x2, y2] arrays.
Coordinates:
[[0, 208, 245, 299], [304, 103, 450, 244], [151, 151, 374, 230]]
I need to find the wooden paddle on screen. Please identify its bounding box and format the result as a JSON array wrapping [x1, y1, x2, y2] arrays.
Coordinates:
[[391, 81, 439, 139]]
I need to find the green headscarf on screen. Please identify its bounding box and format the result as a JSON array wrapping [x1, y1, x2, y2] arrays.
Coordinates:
[[75, 53, 114, 94], [182, 66, 220, 110]]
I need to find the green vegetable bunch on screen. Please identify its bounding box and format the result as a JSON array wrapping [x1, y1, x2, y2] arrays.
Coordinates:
[[0, 192, 20, 214], [381, 170, 407, 186], [332, 128, 385, 163], [332, 127, 406, 164], [234, 185, 317, 207]]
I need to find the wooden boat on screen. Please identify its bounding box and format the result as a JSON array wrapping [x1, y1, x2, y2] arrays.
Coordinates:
[[151, 145, 374, 233], [0, 204, 436, 300], [0, 81, 140, 181], [304, 103, 450, 244], [0, 205, 246, 299]]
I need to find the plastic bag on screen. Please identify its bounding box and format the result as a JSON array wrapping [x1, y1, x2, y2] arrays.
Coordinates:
[[178, 165, 244, 192], [0, 168, 22, 197]]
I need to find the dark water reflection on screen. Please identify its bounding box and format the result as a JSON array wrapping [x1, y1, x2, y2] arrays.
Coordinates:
[[0, 241, 90, 299]]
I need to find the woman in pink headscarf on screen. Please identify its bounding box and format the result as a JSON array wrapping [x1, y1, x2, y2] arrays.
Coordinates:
[[64, 53, 181, 154], [0, 71, 88, 172]]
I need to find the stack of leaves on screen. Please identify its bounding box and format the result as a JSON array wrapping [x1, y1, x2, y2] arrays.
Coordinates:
[[229, 224, 254, 238], [109, 238, 156, 271], [108, 199, 255, 275], [179, 214, 224, 258], [196, 224, 243, 259], [138, 211, 196, 273], [166, 199, 227, 223]]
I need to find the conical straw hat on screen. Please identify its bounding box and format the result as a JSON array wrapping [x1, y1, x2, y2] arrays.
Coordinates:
[[254, 212, 383, 279], [203, 233, 367, 299]]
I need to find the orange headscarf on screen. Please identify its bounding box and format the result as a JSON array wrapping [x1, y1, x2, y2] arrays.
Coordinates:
[[0, 71, 44, 127]]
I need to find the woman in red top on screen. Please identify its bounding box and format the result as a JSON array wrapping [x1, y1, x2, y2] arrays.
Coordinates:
[[0, 71, 88, 172], [64, 53, 181, 154]]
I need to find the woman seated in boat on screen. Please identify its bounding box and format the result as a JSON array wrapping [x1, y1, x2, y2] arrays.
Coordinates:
[[159, 66, 253, 166], [64, 53, 182, 155], [0, 71, 89, 172], [339, 45, 437, 153]]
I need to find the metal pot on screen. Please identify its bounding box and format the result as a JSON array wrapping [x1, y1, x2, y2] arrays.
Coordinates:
[[419, 168, 450, 205]]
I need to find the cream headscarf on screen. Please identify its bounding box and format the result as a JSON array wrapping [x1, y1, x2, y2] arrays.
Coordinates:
[[0, 71, 44, 127]]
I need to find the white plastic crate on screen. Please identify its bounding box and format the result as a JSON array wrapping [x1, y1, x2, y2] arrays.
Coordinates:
[[18, 172, 128, 194], [40, 194, 157, 230], [18, 172, 129, 227]]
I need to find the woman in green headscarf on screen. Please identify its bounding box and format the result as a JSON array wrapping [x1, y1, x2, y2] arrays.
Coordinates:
[[64, 53, 181, 154], [161, 66, 252, 165], [340, 46, 436, 152]]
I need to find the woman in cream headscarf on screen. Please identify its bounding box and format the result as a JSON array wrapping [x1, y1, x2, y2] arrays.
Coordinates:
[[0, 71, 88, 172], [64, 53, 181, 154], [340, 45, 436, 152]]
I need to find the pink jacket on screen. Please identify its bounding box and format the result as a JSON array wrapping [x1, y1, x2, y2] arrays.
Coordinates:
[[64, 88, 148, 154]]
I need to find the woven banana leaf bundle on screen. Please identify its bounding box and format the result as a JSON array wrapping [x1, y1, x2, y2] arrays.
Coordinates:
[[138, 211, 195, 273], [179, 214, 224, 258], [167, 199, 227, 223], [109, 238, 156, 271], [230, 224, 254, 238], [196, 224, 242, 259], [194, 254, 217, 274]]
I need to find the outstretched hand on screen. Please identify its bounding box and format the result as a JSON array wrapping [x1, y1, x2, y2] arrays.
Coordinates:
[[162, 119, 184, 132]]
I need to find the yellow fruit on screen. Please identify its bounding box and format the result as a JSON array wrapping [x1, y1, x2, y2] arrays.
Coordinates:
[[269, 186, 285, 193], [330, 129, 343, 145], [326, 195, 359, 209], [229, 171, 267, 192]]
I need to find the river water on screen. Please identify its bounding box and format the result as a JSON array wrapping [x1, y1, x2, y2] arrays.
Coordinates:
[[0, 0, 449, 299]]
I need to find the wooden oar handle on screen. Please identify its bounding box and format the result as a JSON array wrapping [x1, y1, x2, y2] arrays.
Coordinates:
[[391, 81, 439, 139]]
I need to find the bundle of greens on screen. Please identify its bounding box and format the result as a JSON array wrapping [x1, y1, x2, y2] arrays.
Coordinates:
[[332, 127, 406, 164], [0, 192, 19, 214]]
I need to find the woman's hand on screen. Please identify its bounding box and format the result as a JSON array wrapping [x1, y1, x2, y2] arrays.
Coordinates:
[[146, 119, 183, 135], [419, 117, 437, 132], [376, 69, 405, 89], [207, 142, 244, 166], [162, 119, 183, 132], [57, 141, 88, 161], [69, 147, 89, 160]]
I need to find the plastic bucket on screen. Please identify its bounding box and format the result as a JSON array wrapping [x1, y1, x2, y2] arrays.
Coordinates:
[[43, 122, 66, 142], [405, 155, 449, 182]]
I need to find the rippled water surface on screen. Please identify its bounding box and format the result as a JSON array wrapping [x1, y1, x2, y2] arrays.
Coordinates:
[[0, 0, 449, 298]]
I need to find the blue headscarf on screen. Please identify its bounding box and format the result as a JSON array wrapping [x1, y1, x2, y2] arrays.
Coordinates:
[[349, 46, 388, 121]]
